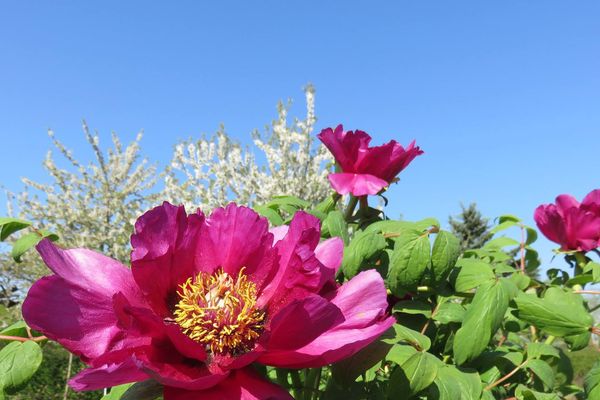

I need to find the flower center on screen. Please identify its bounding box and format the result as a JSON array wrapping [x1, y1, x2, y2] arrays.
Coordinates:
[[173, 268, 265, 355]]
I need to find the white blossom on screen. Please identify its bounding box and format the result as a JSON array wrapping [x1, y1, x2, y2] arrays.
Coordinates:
[[162, 85, 332, 211]]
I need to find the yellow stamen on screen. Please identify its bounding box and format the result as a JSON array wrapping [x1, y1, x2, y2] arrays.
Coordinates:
[[173, 268, 265, 355]]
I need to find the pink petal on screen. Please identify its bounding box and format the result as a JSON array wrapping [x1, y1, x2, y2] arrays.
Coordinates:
[[582, 189, 600, 215], [563, 207, 600, 251], [69, 358, 148, 391], [131, 202, 204, 316], [23, 276, 135, 362], [259, 270, 393, 368], [196, 203, 274, 277], [327, 173, 388, 196], [318, 125, 371, 172], [269, 225, 289, 243], [164, 368, 293, 400], [555, 194, 580, 216], [35, 239, 141, 303], [258, 212, 324, 311], [263, 295, 344, 350], [315, 237, 344, 276], [534, 204, 568, 247]]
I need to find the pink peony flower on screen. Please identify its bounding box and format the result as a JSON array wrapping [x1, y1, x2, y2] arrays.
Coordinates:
[[318, 125, 423, 196], [534, 189, 600, 252], [23, 202, 394, 399]]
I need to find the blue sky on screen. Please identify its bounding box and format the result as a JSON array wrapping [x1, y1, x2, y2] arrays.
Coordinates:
[[1, 1, 599, 268]]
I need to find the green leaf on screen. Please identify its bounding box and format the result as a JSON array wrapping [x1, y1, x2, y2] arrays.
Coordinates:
[[585, 361, 600, 400], [254, 205, 284, 226], [388, 351, 440, 399], [0, 321, 28, 338], [365, 218, 438, 235], [509, 273, 531, 290], [120, 380, 163, 400], [0, 218, 31, 241], [527, 343, 560, 360], [527, 359, 555, 389], [589, 262, 600, 283], [323, 210, 349, 245], [384, 324, 431, 351], [453, 259, 495, 292], [433, 302, 465, 324], [565, 331, 591, 351], [11, 232, 43, 262], [430, 230, 460, 284], [513, 288, 593, 337], [388, 230, 431, 293], [341, 230, 386, 278], [386, 344, 419, 366], [265, 195, 310, 209], [453, 279, 516, 365], [101, 384, 134, 399], [331, 336, 392, 385], [393, 300, 432, 318], [490, 220, 518, 234], [429, 365, 482, 400], [483, 236, 520, 249], [0, 341, 43, 393], [515, 384, 560, 400]]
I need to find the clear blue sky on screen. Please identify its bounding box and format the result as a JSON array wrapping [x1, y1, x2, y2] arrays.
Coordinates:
[[1, 1, 599, 268]]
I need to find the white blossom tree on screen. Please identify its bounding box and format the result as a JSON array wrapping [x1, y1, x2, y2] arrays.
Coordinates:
[[163, 85, 332, 211]]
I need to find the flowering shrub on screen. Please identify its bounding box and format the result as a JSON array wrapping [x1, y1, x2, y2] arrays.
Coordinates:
[[1, 125, 600, 399]]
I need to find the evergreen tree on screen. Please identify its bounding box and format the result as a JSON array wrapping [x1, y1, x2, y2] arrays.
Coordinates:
[[449, 203, 493, 251]]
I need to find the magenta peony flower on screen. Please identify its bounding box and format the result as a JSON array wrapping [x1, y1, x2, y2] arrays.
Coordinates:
[[23, 202, 394, 399], [318, 124, 423, 196], [534, 189, 600, 252]]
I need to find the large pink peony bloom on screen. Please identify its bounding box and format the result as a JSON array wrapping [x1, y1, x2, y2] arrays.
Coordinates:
[[318, 125, 423, 196], [23, 203, 394, 399], [534, 189, 600, 252]]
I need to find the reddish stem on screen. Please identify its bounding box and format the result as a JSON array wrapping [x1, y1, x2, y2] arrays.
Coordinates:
[[0, 334, 47, 342]]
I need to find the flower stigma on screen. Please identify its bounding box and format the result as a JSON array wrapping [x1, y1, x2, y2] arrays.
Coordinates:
[[173, 268, 265, 355]]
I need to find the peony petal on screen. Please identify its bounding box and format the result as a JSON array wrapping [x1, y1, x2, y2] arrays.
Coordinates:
[[131, 202, 204, 316], [258, 212, 324, 310], [196, 203, 274, 277], [327, 173, 388, 196], [269, 225, 289, 243], [69, 358, 148, 391], [318, 125, 371, 172], [263, 295, 344, 350], [534, 204, 568, 248], [582, 189, 600, 215], [315, 237, 344, 277], [23, 276, 133, 362], [36, 239, 141, 302], [164, 368, 293, 400], [554, 194, 580, 216], [259, 270, 394, 368], [563, 207, 600, 251]]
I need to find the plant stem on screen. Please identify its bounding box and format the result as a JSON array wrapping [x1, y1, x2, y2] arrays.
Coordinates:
[[63, 353, 73, 400], [0, 334, 47, 342], [312, 368, 322, 400], [344, 196, 359, 222], [519, 224, 526, 274], [290, 370, 303, 399], [484, 360, 528, 391], [575, 290, 600, 295]]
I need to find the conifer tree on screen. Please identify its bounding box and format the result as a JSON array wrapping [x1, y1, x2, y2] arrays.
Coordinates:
[[449, 202, 493, 251]]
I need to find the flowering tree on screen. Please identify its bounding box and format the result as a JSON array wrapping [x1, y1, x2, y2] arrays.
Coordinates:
[[163, 85, 332, 210], [2, 123, 600, 399]]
